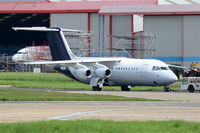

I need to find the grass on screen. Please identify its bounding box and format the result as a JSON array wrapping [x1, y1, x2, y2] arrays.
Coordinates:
[[0, 120, 200, 133], [0, 72, 180, 91], [0, 72, 89, 90], [0, 89, 158, 101]]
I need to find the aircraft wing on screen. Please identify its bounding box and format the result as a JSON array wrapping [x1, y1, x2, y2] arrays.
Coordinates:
[[24, 58, 121, 67]]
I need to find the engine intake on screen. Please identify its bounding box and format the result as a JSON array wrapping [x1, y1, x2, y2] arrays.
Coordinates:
[[95, 68, 111, 78], [75, 68, 92, 79]]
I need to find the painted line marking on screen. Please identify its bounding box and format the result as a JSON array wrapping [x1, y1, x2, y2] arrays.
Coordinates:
[[47, 109, 116, 120]]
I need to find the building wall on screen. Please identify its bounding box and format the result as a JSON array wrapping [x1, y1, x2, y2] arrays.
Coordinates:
[[51, 13, 87, 30], [90, 13, 100, 53], [51, 13, 133, 57], [51, 13, 88, 55], [144, 15, 200, 66], [184, 15, 200, 59], [112, 15, 132, 50], [0, 0, 46, 2], [51, 13, 101, 55]]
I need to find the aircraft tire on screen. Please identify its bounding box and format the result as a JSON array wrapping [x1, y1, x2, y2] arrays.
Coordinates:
[[121, 86, 125, 91], [126, 87, 130, 91], [163, 86, 170, 92], [92, 86, 102, 91], [97, 87, 102, 91], [121, 86, 130, 91]]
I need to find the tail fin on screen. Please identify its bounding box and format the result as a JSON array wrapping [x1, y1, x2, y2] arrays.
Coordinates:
[[13, 27, 78, 61], [46, 28, 76, 60]]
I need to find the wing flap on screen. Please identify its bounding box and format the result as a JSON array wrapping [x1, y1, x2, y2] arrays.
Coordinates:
[[25, 58, 121, 67]]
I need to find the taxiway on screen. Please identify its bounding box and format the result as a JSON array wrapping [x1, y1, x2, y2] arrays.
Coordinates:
[[0, 91, 200, 123]]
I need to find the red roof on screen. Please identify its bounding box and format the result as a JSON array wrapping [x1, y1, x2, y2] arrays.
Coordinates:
[[99, 4, 200, 15], [0, 1, 158, 13]]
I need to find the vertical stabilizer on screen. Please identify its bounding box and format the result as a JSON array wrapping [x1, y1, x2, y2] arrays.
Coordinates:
[[12, 27, 77, 61], [47, 28, 76, 61]]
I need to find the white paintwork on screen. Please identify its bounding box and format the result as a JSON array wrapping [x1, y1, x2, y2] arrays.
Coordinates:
[[70, 58, 177, 86], [12, 46, 51, 62], [13, 27, 178, 89]]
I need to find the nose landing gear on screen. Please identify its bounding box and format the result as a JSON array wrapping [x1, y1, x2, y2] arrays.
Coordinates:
[[121, 85, 131, 91], [163, 86, 171, 92]]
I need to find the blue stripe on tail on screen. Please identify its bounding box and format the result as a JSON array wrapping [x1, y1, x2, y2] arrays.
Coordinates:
[[47, 31, 71, 61]]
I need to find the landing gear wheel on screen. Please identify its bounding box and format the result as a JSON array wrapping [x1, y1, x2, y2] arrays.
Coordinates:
[[121, 86, 131, 91], [188, 85, 194, 93], [92, 86, 102, 91], [163, 86, 170, 92]]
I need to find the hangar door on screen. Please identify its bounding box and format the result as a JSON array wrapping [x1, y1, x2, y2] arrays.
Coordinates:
[[0, 13, 49, 55]]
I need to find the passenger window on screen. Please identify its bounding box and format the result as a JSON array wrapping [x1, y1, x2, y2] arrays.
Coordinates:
[[152, 66, 156, 70], [156, 66, 160, 70]]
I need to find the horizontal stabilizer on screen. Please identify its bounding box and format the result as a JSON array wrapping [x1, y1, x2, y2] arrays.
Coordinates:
[[12, 27, 82, 33]]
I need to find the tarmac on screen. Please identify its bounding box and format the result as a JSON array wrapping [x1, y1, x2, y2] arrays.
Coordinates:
[[0, 90, 200, 123]]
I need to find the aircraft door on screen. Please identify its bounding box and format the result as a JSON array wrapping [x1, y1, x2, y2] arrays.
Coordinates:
[[141, 64, 149, 78]]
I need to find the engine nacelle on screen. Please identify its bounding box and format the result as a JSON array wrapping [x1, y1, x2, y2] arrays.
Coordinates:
[[95, 68, 111, 78], [75, 68, 92, 79]]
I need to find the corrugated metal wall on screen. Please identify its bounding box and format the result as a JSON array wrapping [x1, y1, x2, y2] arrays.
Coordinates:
[[0, 0, 46, 2], [50, 13, 132, 57], [144, 15, 200, 65], [112, 15, 132, 50], [183, 16, 200, 61]]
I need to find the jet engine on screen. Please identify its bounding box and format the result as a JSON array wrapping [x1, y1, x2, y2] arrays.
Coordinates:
[[75, 68, 92, 79], [95, 68, 111, 78]]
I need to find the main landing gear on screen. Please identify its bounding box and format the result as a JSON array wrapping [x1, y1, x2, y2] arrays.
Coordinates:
[[91, 78, 104, 91], [121, 85, 131, 91], [92, 85, 102, 91], [91, 78, 132, 91]]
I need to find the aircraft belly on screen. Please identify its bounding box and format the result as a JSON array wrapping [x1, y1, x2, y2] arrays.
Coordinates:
[[139, 71, 159, 86], [109, 71, 139, 86]]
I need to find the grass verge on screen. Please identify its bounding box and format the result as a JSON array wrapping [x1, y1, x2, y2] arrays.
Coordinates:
[[0, 72, 180, 91], [0, 120, 200, 133], [0, 89, 158, 101]]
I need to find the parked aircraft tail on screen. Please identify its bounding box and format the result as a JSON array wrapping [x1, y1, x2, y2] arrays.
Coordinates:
[[12, 27, 80, 61]]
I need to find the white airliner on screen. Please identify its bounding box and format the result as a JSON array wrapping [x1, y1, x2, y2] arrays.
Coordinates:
[[13, 27, 177, 91], [12, 46, 51, 62]]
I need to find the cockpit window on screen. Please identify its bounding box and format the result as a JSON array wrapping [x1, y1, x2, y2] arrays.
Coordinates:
[[156, 66, 160, 70], [160, 67, 168, 70], [152, 66, 168, 71], [152, 66, 156, 70]]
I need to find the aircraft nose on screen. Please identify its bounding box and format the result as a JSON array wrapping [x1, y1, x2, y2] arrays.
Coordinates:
[[12, 55, 17, 62], [168, 72, 178, 84]]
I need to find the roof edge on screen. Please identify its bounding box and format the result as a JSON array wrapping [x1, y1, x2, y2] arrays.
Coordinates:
[[99, 4, 200, 15]]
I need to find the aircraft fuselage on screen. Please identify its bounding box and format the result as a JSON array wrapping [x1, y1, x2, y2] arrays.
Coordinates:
[[55, 58, 177, 87]]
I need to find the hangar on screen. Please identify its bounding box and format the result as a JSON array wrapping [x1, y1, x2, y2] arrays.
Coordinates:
[[100, 4, 200, 66], [0, 0, 157, 56], [0, 0, 199, 68]]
